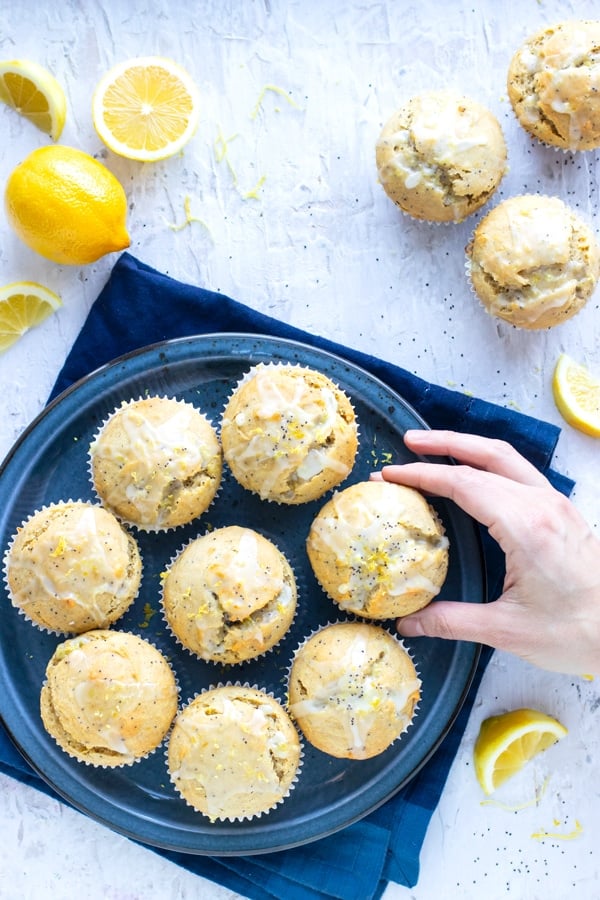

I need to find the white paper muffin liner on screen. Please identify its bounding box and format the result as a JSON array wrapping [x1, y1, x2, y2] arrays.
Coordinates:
[[285, 618, 421, 757], [219, 361, 360, 506], [165, 681, 304, 822], [40, 629, 180, 769], [88, 394, 223, 533], [2, 499, 143, 637], [159, 527, 300, 666]]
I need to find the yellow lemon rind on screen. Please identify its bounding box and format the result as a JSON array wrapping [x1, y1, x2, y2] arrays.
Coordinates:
[[552, 353, 600, 439], [0, 281, 62, 353], [0, 58, 66, 141]]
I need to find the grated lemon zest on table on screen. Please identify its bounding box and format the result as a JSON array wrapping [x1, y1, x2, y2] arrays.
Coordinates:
[[250, 83, 300, 119], [480, 776, 550, 811], [241, 174, 266, 200], [165, 195, 210, 233], [213, 124, 239, 184], [531, 819, 583, 841]]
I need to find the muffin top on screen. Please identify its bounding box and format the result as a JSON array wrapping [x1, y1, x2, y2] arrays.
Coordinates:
[[288, 622, 421, 759], [508, 20, 600, 151], [467, 194, 600, 329], [40, 629, 178, 767], [167, 685, 301, 820], [90, 396, 222, 530], [375, 89, 507, 222], [221, 364, 358, 504], [161, 525, 297, 664], [307, 480, 449, 619], [4, 501, 141, 634]]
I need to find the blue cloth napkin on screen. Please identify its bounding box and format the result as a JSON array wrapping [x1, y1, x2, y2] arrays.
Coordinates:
[[0, 253, 574, 900]]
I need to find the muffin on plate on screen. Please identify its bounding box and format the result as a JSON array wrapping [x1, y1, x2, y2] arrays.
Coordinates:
[[161, 525, 297, 664], [220, 363, 358, 504], [507, 20, 600, 151], [466, 194, 600, 329], [375, 89, 507, 223], [167, 685, 302, 821], [307, 480, 448, 619], [3, 500, 141, 634], [89, 396, 222, 531], [288, 622, 421, 759], [40, 629, 178, 767]]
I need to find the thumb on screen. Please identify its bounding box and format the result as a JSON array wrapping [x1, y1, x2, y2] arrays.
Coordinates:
[[396, 599, 502, 646]]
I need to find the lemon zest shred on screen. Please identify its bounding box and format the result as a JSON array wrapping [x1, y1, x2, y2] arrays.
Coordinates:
[[531, 819, 583, 841], [213, 124, 239, 184], [165, 196, 210, 233], [250, 83, 300, 119], [240, 174, 266, 200], [480, 776, 550, 811]]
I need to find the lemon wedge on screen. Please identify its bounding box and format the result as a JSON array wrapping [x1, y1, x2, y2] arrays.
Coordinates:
[[0, 59, 66, 141], [0, 282, 62, 352], [92, 56, 200, 162], [552, 353, 600, 438], [474, 708, 567, 795]]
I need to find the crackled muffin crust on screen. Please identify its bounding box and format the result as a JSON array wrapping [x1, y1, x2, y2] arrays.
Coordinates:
[[161, 525, 297, 664], [508, 20, 600, 151], [288, 622, 421, 760], [220, 364, 358, 504], [40, 629, 178, 767], [467, 194, 600, 329], [90, 396, 222, 531], [375, 90, 507, 222], [4, 501, 141, 634], [167, 686, 301, 820], [307, 480, 449, 619]]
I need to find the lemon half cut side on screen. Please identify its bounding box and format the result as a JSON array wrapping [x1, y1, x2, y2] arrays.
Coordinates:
[[474, 707, 568, 795], [552, 353, 600, 438], [92, 56, 200, 162], [0, 59, 66, 141], [0, 282, 62, 353]]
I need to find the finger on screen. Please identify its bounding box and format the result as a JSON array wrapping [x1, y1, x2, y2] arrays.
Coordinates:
[[403, 429, 549, 488], [380, 461, 538, 531], [396, 599, 516, 649]]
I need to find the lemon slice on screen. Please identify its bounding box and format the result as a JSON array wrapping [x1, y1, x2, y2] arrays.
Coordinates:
[[92, 56, 200, 162], [0, 59, 66, 141], [552, 353, 600, 438], [474, 708, 567, 795], [0, 282, 62, 352]]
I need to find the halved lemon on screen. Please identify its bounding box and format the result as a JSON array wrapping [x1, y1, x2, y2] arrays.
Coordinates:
[[474, 708, 567, 795], [0, 59, 66, 141], [92, 56, 200, 162], [0, 282, 62, 352], [552, 353, 600, 438]]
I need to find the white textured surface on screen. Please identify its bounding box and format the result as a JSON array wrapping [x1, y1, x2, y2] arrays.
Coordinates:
[[1, 1, 599, 898]]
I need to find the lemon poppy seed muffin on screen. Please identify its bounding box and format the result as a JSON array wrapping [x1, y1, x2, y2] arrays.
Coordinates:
[[40, 629, 178, 767], [507, 20, 600, 151], [167, 685, 302, 820], [375, 90, 507, 223], [220, 364, 358, 504], [4, 501, 141, 634], [307, 480, 449, 619], [161, 526, 297, 664], [288, 622, 421, 760], [467, 194, 600, 329], [90, 396, 222, 531]]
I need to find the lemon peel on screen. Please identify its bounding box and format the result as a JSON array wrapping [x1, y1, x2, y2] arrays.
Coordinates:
[[0, 281, 62, 353], [480, 775, 550, 810], [250, 83, 300, 119], [473, 708, 568, 795], [166, 196, 210, 234], [0, 58, 66, 140], [531, 819, 583, 841], [552, 353, 600, 438]]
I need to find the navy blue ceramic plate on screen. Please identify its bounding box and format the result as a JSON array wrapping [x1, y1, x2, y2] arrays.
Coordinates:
[[0, 334, 485, 855]]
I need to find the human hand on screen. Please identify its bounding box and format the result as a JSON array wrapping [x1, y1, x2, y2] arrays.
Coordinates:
[[375, 429, 600, 676]]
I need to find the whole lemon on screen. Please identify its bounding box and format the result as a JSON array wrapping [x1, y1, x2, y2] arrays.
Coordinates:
[[4, 145, 130, 265]]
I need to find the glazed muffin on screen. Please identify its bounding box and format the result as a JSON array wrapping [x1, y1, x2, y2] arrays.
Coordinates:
[[90, 396, 222, 531], [375, 90, 507, 223], [466, 194, 600, 329], [167, 685, 302, 820], [508, 20, 600, 151], [307, 480, 448, 619], [3, 501, 141, 634], [288, 622, 420, 759], [220, 363, 358, 504], [161, 525, 297, 664], [40, 629, 178, 767]]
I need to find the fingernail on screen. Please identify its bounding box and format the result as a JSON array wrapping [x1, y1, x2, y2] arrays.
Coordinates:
[[396, 617, 425, 637]]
